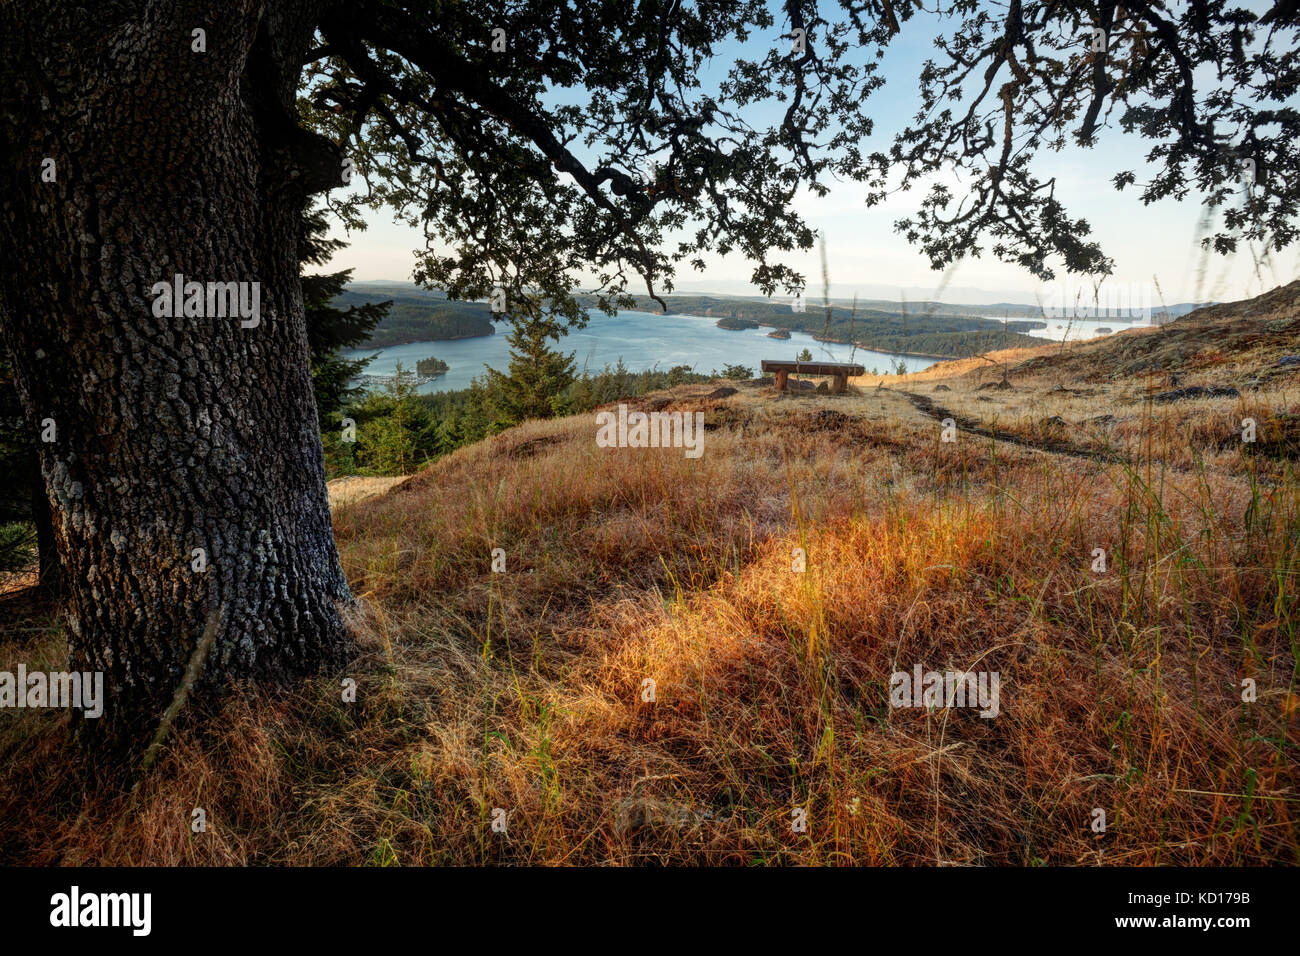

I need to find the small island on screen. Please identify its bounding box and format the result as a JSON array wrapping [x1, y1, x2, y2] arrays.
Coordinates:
[[354, 356, 450, 390], [416, 356, 449, 376], [716, 316, 760, 330], [766, 328, 791, 339]]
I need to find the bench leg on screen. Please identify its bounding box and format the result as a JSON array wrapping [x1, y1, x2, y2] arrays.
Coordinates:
[[775, 370, 788, 391], [832, 373, 847, 394]]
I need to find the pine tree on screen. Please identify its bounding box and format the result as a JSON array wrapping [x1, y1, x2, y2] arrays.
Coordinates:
[[299, 207, 392, 426], [483, 298, 576, 428], [353, 363, 433, 475]]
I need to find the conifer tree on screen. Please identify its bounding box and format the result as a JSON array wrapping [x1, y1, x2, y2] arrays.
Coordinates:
[[483, 298, 577, 427], [299, 207, 391, 426]]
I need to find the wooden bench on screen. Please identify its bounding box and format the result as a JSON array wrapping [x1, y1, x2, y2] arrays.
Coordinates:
[[761, 360, 865, 394]]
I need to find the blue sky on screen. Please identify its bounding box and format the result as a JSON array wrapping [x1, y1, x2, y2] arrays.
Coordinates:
[[326, 4, 1296, 306]]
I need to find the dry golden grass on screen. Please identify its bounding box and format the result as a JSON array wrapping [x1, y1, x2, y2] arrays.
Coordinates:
[[327, 475, 410, 509], [0, 567, 37, 596], [860, 295, 1300, 474], [1, 294, 1298, 866]]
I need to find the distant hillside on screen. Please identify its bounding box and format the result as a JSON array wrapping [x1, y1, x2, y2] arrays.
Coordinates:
[[589, 292, 1047, 358], [832, 297, 1209, 321], [332, 287, 495, 345], [339, 282, 1169, 359]]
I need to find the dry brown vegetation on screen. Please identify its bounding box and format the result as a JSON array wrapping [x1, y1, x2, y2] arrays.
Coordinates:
[[326, 475, 410, 509], [1, 285, 1298, 865]]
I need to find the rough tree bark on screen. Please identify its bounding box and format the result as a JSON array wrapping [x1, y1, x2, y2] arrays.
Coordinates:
[[0, 1, 353, 745]]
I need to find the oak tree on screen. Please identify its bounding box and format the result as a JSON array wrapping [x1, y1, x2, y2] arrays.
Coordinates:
[[0, 0, 1295, 747]]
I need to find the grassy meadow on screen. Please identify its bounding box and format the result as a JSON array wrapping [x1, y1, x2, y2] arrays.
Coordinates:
[[1, 285, 1298, 865]]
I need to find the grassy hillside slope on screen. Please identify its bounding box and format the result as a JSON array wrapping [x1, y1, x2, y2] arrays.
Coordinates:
[[1, 285, 1296, 865]]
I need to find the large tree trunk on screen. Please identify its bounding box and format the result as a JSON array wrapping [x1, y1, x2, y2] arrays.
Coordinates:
[[0, 2, 352, 745]]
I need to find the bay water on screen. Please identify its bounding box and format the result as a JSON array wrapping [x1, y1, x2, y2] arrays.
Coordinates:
[[344, 309, 943, 395]]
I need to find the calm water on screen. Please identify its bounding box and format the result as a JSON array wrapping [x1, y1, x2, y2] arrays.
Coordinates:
[[1019, 318, 1154, 342], [344, 309, 943, 394]]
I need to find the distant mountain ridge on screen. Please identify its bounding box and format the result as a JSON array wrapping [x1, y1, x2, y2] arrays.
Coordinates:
[[342, 279, 1206, 320], [339, 282, 1059, 358]]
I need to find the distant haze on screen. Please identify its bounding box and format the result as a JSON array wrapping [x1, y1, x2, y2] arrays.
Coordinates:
[[666, 277, 1090, 308], [345, 277, 1208, 316]]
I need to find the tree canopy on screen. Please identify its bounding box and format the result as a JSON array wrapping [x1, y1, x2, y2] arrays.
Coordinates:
[[873, 0, 1299, 277], [297, 0, 1297, 317]]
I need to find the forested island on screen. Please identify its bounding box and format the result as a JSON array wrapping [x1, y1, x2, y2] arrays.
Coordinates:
[[416, 356, 449, 376]]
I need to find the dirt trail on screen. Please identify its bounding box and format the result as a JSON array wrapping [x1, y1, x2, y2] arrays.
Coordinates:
[[887, 387, 1134, 466]]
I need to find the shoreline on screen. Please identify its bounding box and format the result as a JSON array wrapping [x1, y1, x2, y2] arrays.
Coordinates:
[[672, 310, 962, 361], [363, 329, 494, 348], [355, 371, 447, 386], [808, 332, 953, 361]]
